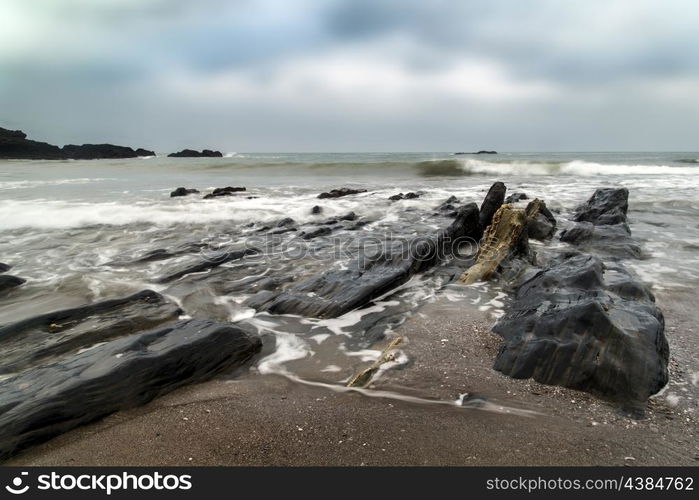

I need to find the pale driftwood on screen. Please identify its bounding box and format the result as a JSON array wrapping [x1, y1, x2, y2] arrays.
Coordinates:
[[346, 337, 403, 388]]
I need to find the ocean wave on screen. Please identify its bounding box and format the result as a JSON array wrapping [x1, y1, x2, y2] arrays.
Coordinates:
[[457, 159, 699, 176]]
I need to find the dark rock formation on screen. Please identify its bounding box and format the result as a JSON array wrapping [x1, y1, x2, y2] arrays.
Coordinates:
[[155, 248, 258, 283], [0, 127, 155, 160], [436, 195, 459, 215], [0, 275, 25, 294], [246, 203, 480, 318], [168, 149, 223, 158], [317, 187, 367, 199], [0, 290, 181, 373], [525, 199, 556, 241], [573, 187, 628, 225], [311, 205, 322, 215], [561, 188, 639, 258], [560, 222, 642, 259], [0, 263, 10, 272], [170, 187, 200, 197], [203, 186, 247, 199], [504, 192, 529, 204], [492, 252, 668, 408], [61, 144, 155, 159], [0, 318, 261, 460], [478, 182, 506, 232], [388, 192, 420, 201]]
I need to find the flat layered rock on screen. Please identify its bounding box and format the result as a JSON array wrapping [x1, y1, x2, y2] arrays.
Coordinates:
[[168, 149, 222, 158], [246, 203, 480, 318], [0, 290, 182, 373], [155, 248, 259, 283], [0, 318, 261, 460]]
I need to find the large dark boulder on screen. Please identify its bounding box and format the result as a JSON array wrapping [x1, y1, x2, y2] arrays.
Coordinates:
[[525, 199, 557, 241], [0, 318, 261, 460], [573, 187, 628, 225], [61, 144, 155, 159], [0, 262, 11, 273], [317, 187, 367, 199], [388, 192, 420, 201], [246, 203, 480, 318], [168, 149, 223, 158], [478, 182, 507, 232], [0, 290, 182, 373], [492, 252, 668, 408], [0, 275, 25, 294]]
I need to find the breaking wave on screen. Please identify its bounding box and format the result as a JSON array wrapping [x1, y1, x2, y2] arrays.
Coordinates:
[[457, 159, 699, 176]]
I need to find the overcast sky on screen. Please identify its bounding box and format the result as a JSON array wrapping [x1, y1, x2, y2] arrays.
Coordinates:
[[1, 0, 697, 152]]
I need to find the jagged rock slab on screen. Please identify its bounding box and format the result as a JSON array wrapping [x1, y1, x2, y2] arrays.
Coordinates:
[[0, 318, 261, 460], [0, 290, 182, 373], [478, 182, 506, 232], [492, 252, 668, 407], [155, 248, 258, 283], [246, 203, 480, 318]]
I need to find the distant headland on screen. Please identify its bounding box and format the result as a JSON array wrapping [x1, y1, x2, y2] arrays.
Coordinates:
[[0, 127, 221, 160]]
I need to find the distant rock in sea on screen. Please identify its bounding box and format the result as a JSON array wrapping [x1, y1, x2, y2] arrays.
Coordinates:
[[454, 150, 498, 155], [0, 126, 155, 160], [168, 149, 223, 158]]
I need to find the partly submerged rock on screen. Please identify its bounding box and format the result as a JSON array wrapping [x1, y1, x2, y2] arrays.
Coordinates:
[[0, 318, 261, 460], [168, 149, 223, 158], [155, 248, 259, 283], [388, 192, 420, 201], [170, 187, 200, 197], [203, 186, 247, 199], [561, 188, 639, 258], [246, 203, 480, 318], [504, 192, 529, 204], [525, 199, 556, 241], [317, 187, 367, 199], [0, 275, 25, 294], [0, 290, 182, 373], [573, 187, 628, 225], [0, 263, 10, 273], [311, 205, 323, 215], [492, 252, 668, 408]]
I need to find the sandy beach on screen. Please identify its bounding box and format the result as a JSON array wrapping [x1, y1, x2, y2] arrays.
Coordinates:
[[8, 294, 696, 466]]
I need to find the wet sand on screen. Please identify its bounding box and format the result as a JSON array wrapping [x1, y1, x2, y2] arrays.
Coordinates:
[[7, 295, 697, 466]]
